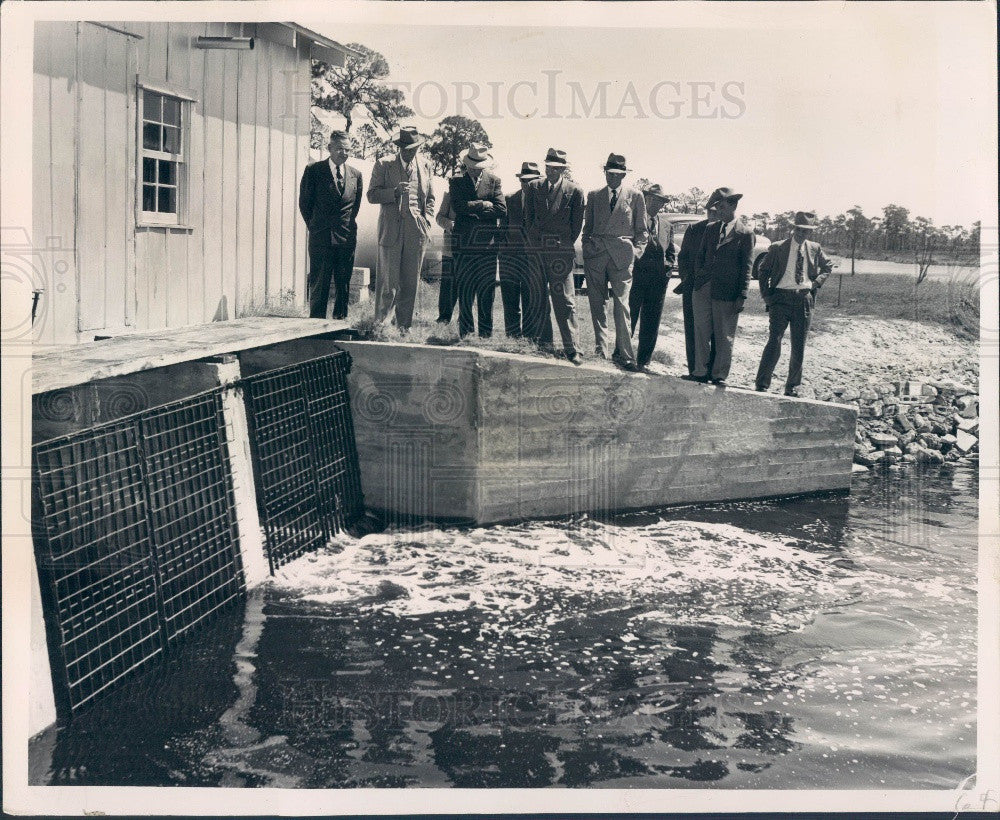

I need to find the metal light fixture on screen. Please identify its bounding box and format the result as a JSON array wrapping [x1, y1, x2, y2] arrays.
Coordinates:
[[195, 36, 254, 50]]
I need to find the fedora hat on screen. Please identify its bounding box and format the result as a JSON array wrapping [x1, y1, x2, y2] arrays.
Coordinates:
[[543, 147, 569, 167], [793, 210, 819, 229], [707, 186, 743, 207], [391, 126, 425, 147], [460, 143, 493, 169], [642, 183, 672, 201], [603, 153, 630, 174], [516, 161, 542, 179]]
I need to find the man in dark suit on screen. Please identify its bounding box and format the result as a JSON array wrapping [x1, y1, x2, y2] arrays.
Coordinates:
[[755, 211, 834, 396], [689, 186, 754, 385], [298, 130, 363, 319], [674, 195, 722, 375], [449, 144, 506, 338], [629, 183, 676, 369], [524, 148, 586, 364], [498, 161, 542, 338]]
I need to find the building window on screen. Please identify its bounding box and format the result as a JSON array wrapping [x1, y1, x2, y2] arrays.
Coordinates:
[[138, 86, 192, 227]]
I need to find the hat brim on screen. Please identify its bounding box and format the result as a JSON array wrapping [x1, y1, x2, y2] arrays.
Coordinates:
[[544, 160, 568, 167], [794, 224, 818, 229], [604, 166, 629, 174], [393, 134, 426, 147], [516, 171, 542, 179], [462, 157, 492, 169], [644, 191, 671, 201]]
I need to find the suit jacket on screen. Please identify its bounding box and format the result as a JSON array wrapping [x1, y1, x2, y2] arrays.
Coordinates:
[[674, 218, 710, 294], [582, 185, 648, 269], [637, 211, 677, 271], [449, 171, 505, 252], [299, 159, 363, 249], [524, 176, 585, 255], [367, 154, 436, 247], [758, 237, 833, 305], [435, 189, 455, 259], [500, 189, 531, 251], [695, 219, 755, 301]]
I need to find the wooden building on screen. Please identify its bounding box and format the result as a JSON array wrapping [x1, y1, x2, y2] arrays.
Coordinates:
[[32, 21, 354, 345]]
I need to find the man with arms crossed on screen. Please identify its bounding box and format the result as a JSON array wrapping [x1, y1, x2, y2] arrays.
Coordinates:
[[674, 193, 721, 376], [754, 211, 834, 396], [368, 126, 436, 331], [629, 183, 676, 370], [581, 153, 647, 370]]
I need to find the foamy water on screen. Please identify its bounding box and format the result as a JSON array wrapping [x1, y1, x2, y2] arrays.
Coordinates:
[[272, 518, 863, 634]]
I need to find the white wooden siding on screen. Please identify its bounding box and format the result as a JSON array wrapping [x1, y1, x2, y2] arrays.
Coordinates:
[[32, 21, 315, 344]]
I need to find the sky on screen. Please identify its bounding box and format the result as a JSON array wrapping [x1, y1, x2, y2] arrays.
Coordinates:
[[303, 3, 995, 227]]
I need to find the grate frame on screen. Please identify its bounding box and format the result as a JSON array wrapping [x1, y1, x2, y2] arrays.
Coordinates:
[[32, 390, 246, 717]]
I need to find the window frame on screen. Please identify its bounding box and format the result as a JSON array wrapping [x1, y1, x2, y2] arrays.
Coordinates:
[[135, 80, 196, 229]]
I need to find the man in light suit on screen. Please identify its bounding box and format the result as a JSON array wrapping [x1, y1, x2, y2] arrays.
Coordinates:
[[674, 194, 722, 376], [499, 161, 543, 338], [449, 144, 505, 338], [629, 183, 676, 370], [524, 148, 586, 364], [581, 153, 648, 370], [755, 211, 834, 396], [367, 126, 436, 331], [689, 186, 754, 386], [299, 130, 363, 319]]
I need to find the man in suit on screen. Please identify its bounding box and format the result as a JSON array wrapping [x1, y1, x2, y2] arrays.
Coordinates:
[[299, 130, 363, 319], [499, 161, 543, 338], [629, 183, 676, 370], [434, 187, 457, 323], [755, 211, 834, 396], [688, 186, 754, 385], [449, 144, 506, 338], [674, 195, 722, 375], [367, 126, 436, 331], [524, 148, 586, 364], [581, 153, 648, 370]]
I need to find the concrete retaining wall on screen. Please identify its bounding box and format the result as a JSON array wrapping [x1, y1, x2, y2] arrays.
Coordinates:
[[337, 342, 857, 524]]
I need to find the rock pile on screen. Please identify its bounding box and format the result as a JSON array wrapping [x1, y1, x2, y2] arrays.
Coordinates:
[[813, 379, 980, 470]]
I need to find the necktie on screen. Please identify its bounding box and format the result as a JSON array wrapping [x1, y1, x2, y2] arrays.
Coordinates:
[[648, 216, 658, 246], [795, 245, 805, 285], [335, 165, 343, 193], [717, 222, 728, 248], [609, 189, 618, 211]]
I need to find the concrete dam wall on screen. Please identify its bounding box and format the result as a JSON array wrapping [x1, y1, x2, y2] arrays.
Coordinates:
[[336, 342, 857, 525]]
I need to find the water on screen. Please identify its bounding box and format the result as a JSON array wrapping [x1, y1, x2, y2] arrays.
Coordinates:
[[31, 464, 978, 789]]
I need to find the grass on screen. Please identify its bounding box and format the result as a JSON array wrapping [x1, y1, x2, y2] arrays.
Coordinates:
[[351, 267, 980, 355], [742, 270, 980, 339]]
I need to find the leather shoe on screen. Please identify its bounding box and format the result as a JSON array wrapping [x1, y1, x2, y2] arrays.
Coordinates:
[[567, 352, 584, 366], [711, 378, 727, 386], [755, 385, 767, 392], [680, 373, 707, 383]]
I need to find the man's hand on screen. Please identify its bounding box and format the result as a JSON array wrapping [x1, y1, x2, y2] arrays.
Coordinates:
[[395, 181, 412, 200], [735, 296, 746, 312]]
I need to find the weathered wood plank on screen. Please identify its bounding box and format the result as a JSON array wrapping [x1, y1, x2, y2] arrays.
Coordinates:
[[219, 28, 239, 317], [104, 30, 131, 331], [186, 25, 207, 324], [31, 317, 350, 393], [201, 22, 226, 323], [250, 33, 270, 312], [235, 37, 257, 315]]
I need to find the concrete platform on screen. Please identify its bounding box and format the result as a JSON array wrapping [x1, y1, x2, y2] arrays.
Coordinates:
[[31, 317, 350, 394], [336, 342, 858, 524]]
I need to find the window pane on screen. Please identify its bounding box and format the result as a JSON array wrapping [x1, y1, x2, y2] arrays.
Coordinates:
[[142, 157, 156, 183], [143, 123, 161, 151], [162, 125, 180, 154], [142, 184, 156, 212], [143, 90, 162, 122], [162, 97, 180, 126], [158, 160, 176, 185], [158, 186, 177, 214]]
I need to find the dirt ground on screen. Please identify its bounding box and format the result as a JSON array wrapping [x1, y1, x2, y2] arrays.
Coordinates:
[[356, 284, 980, 395]]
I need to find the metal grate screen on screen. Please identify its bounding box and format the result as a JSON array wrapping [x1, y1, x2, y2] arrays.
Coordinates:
[[242, 350, 364, 571], [34, 423, 164, 713], [140, 394, 244, 641], [33, 391, 245, 716]]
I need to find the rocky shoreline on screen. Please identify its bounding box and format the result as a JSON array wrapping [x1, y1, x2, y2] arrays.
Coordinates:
[[800, 379, 980, 471]]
